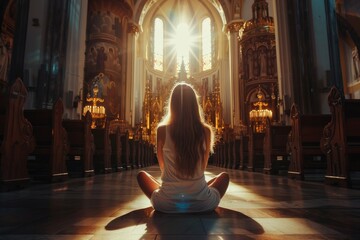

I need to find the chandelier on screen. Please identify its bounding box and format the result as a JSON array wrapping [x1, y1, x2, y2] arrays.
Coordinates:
[[249, 88, 272, 133], [83, 84, 106, 128]]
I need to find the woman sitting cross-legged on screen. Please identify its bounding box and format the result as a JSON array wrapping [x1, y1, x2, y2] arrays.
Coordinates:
[[137, 82, 229, 213]]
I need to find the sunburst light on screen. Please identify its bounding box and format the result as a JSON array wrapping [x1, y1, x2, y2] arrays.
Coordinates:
[[168, 22, 198, 74]]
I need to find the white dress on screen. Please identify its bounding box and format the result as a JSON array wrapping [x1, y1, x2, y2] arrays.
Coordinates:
[[151, 127, 220, 213]]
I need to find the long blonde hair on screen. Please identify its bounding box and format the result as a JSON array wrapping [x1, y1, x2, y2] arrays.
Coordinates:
[[158, 82, 214, 178]]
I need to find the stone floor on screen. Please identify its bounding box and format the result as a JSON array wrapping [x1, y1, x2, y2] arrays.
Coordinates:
[[1, 165, 359, 240]]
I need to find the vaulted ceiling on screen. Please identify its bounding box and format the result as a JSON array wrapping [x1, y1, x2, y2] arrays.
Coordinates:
[[133, 0, 236, 25]]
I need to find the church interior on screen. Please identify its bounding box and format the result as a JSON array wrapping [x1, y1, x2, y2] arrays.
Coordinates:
[[1, 0, 360, 239]]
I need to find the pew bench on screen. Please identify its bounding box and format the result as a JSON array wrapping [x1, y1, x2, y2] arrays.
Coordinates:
[[109, 124, 122, 171], [92, 120, 112, 174], [133, 139, 145, 168], [222, 141, 230, 168], [263, 118, 291, 175], [213, 142, 221, 167], [218, 140, 226, 168], [63, 112, 95, 177], [233, 138, 241, 169], [144, 141, 155, 167], [121, 131, 131, 170], [321, 87, 360, 187], [239, 134, 249, 170], [0, 78, 35, 191], [129, 138, 137, 169], [247, 129, 265, 172], [287, 103, 331, 180], [24, 98, 68, 182], [227, 139, 236, 169]]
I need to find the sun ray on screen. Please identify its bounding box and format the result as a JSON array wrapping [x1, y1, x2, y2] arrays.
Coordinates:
[[167, 22, 197, 74]]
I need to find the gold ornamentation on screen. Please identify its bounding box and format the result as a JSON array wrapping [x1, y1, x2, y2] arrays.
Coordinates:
[[249, 86, 272, 133], [83, 74, 106, 129]]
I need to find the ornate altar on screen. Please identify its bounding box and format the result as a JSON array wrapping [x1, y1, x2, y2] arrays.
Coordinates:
[[239, 0, 280, 130], [141, 71, 224, 145]]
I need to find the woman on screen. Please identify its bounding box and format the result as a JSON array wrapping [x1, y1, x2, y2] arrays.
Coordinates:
[[137, 82, 229, 213]]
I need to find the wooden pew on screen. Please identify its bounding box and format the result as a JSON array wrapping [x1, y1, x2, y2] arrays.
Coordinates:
[[247, 128, 265, 172], [222, 127, 235, 168], [287, 103, 331, 180], [227, 139, 235, 169], [129, 138, 136, 169], [214, 141, 222, 167], [219, 140, 226, 168], [233, 138, 241, 169], [24, 98, 69, 182], [145, 141, 154, 167], [92, 120, 112, 174], [223, 141, 230, 168], [121, 131, 131, 170], [239, 134, 249, 170], [0, 78, 35, 190], [141, 141, 147, 167], [135, 139, 144, 168], [321, 86, 360, 187], [63, 111, 95, 177], [263, 118, 291, 175], [109, 124, 122, 172], [213, 143, 220, 167]]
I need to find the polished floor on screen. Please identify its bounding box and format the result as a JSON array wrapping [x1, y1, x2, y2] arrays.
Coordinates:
[[1, 164, 359, 240]]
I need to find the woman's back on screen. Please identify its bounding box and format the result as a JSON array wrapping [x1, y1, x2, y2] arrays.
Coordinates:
[[150, 125, 220, 213], [137, 82, 229, 213]]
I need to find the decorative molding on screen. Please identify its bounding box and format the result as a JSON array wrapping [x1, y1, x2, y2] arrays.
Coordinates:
[[227, 20, 244, 33], [128, 21, 140, 34]]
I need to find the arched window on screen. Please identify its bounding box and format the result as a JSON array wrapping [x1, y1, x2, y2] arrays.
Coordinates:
[[154, 17, 164, 71], [175, 23, 190, 73], [202, 17, 212, 71]]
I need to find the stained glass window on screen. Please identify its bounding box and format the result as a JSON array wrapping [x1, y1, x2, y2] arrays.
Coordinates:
[[154, 18, 163, 71], [175, 23, 190, 74], [202, 17, 212, 71]]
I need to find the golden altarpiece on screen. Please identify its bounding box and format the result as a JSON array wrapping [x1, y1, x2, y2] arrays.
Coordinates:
[[141, 63, 225, 146], [239, 0, 280, 133]]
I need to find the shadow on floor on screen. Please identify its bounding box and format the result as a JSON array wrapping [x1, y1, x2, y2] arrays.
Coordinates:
[[105, 206, 264, 236]]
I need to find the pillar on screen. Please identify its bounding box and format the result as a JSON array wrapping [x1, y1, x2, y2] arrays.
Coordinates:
[[126, 21, 140, 127], [273, 0, 293, 123], [227, 20, 244, 130], [63, 0, 88, 119]]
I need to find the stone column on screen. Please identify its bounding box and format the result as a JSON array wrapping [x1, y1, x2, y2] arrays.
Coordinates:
[[64, 0, 88, 119], [227, 20, 244, 129], [273, 0, 293, 124], [126, 21, 140, 127]]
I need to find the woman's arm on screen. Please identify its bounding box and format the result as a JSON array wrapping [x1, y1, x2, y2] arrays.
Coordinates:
[[156, 125, 166, 172]]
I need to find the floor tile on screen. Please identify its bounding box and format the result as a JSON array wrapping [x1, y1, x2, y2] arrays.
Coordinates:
[[1, 165, 359, 239]]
